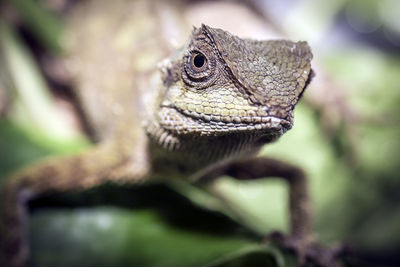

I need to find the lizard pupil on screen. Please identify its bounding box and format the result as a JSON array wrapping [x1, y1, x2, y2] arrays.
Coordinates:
[[193, 53, 205, 68]]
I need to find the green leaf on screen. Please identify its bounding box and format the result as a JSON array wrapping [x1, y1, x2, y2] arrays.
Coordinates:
[[29, 184, 293, 267]]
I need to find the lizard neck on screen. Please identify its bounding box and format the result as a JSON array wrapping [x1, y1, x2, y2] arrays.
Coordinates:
[[145, 121, 262, 180]]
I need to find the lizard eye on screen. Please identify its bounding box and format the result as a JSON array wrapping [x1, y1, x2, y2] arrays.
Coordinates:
[[187, 50, 209, 75], [191, 52, 207, 71], [182, 49, 217, 88]]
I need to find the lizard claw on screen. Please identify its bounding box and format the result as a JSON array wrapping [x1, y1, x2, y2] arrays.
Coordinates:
[[265, 231, 349, 267]]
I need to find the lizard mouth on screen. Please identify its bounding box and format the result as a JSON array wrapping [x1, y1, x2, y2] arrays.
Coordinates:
[[159, 104, 292, 136]]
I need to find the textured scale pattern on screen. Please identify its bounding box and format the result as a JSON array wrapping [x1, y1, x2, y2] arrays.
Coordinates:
[[154, 25, 312, 141], [207, 27, 312, 108]]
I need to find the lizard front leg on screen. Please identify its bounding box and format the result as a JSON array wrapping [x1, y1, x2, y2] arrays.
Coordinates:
[[0, 140, 149, 267], [202, 157, 344, 267]]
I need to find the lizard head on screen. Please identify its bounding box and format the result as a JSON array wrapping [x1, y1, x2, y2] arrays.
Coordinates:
[[152, 24, 313, 151]]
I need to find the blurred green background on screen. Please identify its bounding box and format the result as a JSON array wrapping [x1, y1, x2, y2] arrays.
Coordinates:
[[1, 0, 400, 266]]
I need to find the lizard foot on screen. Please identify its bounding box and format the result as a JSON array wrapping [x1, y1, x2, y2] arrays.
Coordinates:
[[265, 232, 348, 267]]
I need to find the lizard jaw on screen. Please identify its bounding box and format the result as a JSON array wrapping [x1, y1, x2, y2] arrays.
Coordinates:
[[158, 105, 292, 137]]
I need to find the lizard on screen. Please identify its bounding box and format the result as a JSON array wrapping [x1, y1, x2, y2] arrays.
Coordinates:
[[0, 0, 342, 266]]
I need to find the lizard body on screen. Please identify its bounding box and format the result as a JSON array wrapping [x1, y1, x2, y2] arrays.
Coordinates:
[[0, 1, 331, 266]]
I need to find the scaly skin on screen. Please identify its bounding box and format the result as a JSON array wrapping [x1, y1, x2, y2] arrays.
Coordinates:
[[0, 1, 341, 267], [146, 24, 312, 178]]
